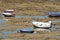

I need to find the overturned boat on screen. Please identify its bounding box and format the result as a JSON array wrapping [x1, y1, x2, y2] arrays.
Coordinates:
[[32, 21, 53, 29], [47, 12, 60, 17], [2, 9, 16, 17]]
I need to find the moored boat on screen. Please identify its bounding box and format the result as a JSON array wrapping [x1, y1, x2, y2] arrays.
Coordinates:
[[32, 21, 53, 29], [47, 12, 60, 17], [2, 9, 16, 17], [20, 28, 34, 33]]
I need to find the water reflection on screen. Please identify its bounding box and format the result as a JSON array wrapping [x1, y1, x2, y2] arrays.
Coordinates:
[[49, 26, 60, 31]]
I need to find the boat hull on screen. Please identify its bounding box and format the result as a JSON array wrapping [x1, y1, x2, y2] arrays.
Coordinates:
[[33, 25, 51, 29], [48, 15, 60, 17], [20, 30, 34, 33], [48, 12, 60, 17], [3, 14, 15, 17]]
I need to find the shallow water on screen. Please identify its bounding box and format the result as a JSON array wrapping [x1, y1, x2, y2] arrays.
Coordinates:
[[0, 15, 60, 39], [0, 26, 60, 34], [0, 27, 33, 35], [0, 19, 5, 23], [1, 31, 17, 35], [0, 26, 60, 39], [0, 19, 8, 26], [15, 16, 48, 18]]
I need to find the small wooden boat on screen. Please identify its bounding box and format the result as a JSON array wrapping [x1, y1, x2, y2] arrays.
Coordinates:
[[2, 9, 16, 17]]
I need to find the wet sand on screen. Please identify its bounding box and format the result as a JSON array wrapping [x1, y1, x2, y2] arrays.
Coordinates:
[[0, 0, 60, 40], [0, 16, 60, 40]]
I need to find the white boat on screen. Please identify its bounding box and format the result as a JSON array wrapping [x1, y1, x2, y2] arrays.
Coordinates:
[[2, 9, 16, 17], [32, 21, 53, 29]]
